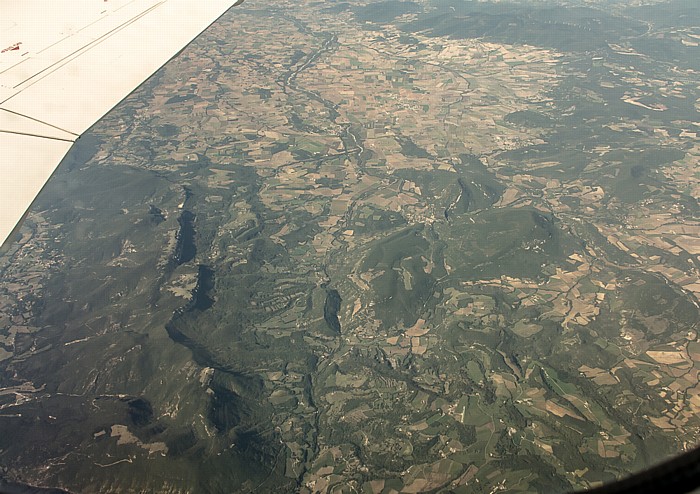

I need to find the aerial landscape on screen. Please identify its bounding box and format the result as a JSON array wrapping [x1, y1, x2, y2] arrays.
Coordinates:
[[1, 0, 700, 492]]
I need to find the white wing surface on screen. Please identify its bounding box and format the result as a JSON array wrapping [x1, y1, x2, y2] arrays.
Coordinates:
[[0, 0, 239, 247]]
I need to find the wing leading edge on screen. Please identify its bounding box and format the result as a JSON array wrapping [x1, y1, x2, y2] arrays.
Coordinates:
[[0, 0, 239, 247]]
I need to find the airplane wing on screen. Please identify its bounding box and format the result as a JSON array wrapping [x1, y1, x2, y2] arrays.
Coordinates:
[[0, 0, 240, 247]]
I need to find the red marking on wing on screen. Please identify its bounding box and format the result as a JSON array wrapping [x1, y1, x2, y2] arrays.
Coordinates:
[[2, 42, 22, 54]]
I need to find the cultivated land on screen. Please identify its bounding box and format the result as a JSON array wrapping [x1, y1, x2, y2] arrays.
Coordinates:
[[1, 0, 700, 492]]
